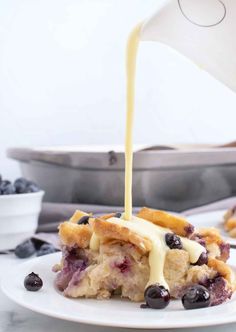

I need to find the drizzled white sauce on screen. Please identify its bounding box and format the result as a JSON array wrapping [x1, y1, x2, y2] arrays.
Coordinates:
[[106, 216, 206, 289]]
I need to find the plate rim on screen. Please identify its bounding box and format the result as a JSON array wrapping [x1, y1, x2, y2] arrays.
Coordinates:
[[1, 252, 236, 329]]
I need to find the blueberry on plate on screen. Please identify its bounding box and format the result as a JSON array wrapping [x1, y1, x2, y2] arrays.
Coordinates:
[[24, 272, 43, 291], [143, 284, 170, 309], [182, 285, 211, 310], [15, 239, 36, 258], [36, 243, 57, 257], [165, 233, 183, 250]]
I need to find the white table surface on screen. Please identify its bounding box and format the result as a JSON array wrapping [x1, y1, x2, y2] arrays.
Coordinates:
[[1, 254, 236, 332]]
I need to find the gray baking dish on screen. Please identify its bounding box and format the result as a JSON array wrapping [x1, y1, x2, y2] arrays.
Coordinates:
[[7, 146, 236, 211]]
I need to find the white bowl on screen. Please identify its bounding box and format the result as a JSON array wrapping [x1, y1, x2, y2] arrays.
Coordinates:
[[0, 191, 44, 250]]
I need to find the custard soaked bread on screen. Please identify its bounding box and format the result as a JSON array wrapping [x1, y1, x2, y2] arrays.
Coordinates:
[[54, 208, 235, 309]]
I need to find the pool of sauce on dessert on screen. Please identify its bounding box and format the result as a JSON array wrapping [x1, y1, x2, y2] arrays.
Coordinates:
[[90, 23, 206, 290]]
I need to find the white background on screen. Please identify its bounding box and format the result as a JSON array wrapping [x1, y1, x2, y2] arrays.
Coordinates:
[[1, 0, 236, 180]]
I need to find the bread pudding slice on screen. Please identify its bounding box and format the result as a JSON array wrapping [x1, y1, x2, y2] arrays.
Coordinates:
[[53, 208, 235, 308], [224, 206, 236, 238]]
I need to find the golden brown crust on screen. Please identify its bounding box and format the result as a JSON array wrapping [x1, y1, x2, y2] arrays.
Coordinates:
[[59, 222, 92, 248], [198, 227, 229, 262], [57, 209, 236, 302], [198, 228, 222, 246], [59, 209, 235, 294], [100, 213, 116, 220], [224, 208, 234, 225], [224, 218, 236, 232], [208, 257, 235, 288], [229, 228, 236, 238], [137, 207, 194, 237], [69, 210, 91, 223], [90, 218, 152, 253], [223, 208, 236, 237]]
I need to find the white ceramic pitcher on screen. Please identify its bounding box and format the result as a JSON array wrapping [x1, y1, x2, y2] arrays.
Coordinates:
[[140, 0, 236, 92]]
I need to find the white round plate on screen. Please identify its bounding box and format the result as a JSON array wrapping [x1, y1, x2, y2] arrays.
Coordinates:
[[1, 252, 236, 329], [187, 210, 236, 246]]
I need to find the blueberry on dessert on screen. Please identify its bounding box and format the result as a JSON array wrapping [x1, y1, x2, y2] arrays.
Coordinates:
[[53, 208, 235, 308], [165, 233, 183, 249], [77, 216, 90, 225], [24, 272, 43, 291], [193, 252, 208, 266]]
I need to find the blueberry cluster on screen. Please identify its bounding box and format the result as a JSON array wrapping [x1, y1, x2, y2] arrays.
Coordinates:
[[15, 238, 58, 259], [0, 175, 40, 195]]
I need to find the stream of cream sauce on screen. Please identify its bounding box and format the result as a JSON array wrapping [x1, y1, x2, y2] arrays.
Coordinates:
[[89, 23, 205, 289], [124, 23, 142, 221]]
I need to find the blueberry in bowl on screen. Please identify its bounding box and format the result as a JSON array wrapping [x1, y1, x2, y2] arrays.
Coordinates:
[[0, 176, 41, 196], [0, 174, 44, 251], [14, 178, 29, 194], [14, 177, 40, 194], [0, 180, 16, 195]]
